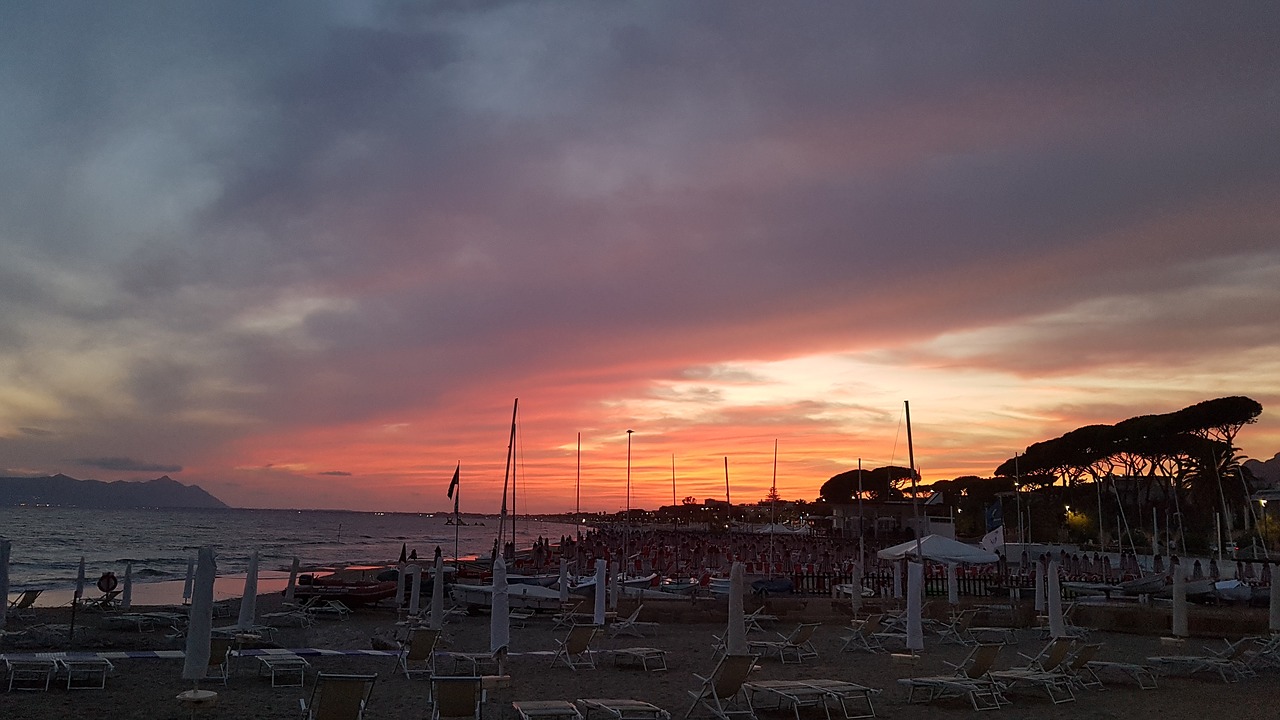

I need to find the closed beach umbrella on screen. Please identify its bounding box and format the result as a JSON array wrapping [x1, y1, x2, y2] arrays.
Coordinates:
[[121, 562, 132, 612], [75, 556, 86, 602], [1270, 570, 1280, 634], [850, 561, 863, 615], [1172, 563, 1188, 638], [431, 549, 445, 630], [726, 562, 748, 655], [593, 559, 606, 625], [183, 555, 195, 604], [1033, 562, 1045, 612], [559, 558, 570, 605], [490, 557, 509, 654], [407, 564, 422, 616], [237, 549, 259, 630], [1047, 560, 1067, 639], [946, 563, 959, 605], [892, 559, 903, 600], [182, 547, 217, 685], [609, 559, 620, 610], [396, 562, 409, 607], [0, 539, 10, 633], [906, 561, 924, 652], [284, 557, 299, 603]]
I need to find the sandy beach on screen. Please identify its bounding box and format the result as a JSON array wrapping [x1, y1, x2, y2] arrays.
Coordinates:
[[2, 591, 1277, 720]]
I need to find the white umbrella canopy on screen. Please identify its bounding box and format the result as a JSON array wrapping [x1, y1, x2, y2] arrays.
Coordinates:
[[1047, 560, 1067, 639], [906, 561, 924, 652], [407, 564, 423, 616], [0, 539, 10, 633], [121, 562, 132, 612], [878, 535, 1000, 564], [490, 557, 510, 654], [593, 559, 607, 625], [725, 562, 748, 655], [431, 549, 446, 630], [182, 547, 217, 684], [1171, 563, 1188, 638], [559, 558, 570, 605], [74, 556, 86, 602], [237, 550, 259, 630], [284, 557, 300, 604], [183, 555, 195, 604]]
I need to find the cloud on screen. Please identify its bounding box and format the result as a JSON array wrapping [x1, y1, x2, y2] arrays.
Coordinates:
[[0, 3, 1276, 510], [75, 457, 184, 474]]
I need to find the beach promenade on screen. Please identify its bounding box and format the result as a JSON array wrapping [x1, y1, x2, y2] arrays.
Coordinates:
[[3, 588, 1277, 720]]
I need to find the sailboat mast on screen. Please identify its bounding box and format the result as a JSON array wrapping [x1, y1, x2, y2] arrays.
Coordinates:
[[905, 401, 924, 561], [576, 432, 582, 516], [498, 398, 518, 557], [770, 440, 778, 578]]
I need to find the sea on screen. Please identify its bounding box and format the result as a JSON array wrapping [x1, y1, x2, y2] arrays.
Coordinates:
[[1, 507, 581, 607]]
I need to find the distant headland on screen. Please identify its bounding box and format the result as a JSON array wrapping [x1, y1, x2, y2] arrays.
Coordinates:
[[0, 473, 228, 509]]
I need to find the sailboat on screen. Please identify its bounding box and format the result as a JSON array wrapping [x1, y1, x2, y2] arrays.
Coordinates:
[[450, 399, 567, 610]]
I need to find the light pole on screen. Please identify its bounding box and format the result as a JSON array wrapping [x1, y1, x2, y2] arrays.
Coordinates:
[[625, 429, 634, 571]]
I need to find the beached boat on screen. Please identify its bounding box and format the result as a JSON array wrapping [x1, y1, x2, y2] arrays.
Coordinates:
[[506, 572, 560, 587], [293, 572, 398, 606], [450, 582, 565, 611]]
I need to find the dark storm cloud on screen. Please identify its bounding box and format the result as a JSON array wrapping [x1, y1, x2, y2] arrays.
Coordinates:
[[76, 457, 183, 474]]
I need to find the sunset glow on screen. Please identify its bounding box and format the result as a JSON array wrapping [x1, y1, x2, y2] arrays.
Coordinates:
[[1, 4, 1277, 512]]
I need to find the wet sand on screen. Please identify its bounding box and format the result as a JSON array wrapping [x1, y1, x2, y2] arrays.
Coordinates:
[[2, 593, 1276, 719]]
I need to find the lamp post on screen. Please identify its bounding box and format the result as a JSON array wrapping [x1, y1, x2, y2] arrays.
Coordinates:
[[625, 429, 634, 570]]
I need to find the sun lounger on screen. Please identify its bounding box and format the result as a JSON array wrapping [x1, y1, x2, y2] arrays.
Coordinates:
[[435, 649, 504, 676], [432, 676, 483, 720], [839, 614, 887, 654], [1148, 637, 1259, 684], [257, 653, 309, 687], [551, 625, 599, 670], [312, 599, 353, 621], [514, 700, 584, 720], [5, 590, 42, 621], [897, 643, 1008, 711], [744, 608, 778, 634], [398, 627, 439, 679], [747, 623, 820, 664], [579, 697, 671, 720], [301, 672, 377, 720], [743, 679, 878, 720], [5, 658, 57, 691], [988, 638, 1076, 704], [937, 609, 981, 646], [608, 605, 658, 638], [684, 653, 758, 720], [612, 647, 668, 672], [57, 656, 114, 690]]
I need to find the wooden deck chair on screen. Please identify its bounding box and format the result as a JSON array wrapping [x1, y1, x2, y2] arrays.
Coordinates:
[[6, 590, 42, 621], [206, 637, 234, 685], [684, 653, 758, 720], [747, 623, 820, 664], [398, 627, 439, 679], [300, 673, 377, 720], [431, 676, 483, 720], [839, 614, 887, 653], [898, 643, 1008, 711], [551, 625, 599, 670]]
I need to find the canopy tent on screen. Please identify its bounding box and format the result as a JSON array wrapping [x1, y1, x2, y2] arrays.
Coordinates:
[[877, 535, 999, 564]]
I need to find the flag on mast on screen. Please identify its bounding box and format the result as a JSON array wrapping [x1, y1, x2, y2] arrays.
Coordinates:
[[448, 464, 460, 512]]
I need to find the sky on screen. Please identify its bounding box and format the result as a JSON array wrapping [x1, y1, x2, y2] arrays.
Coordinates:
[[1, 2, 1278, 514]]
